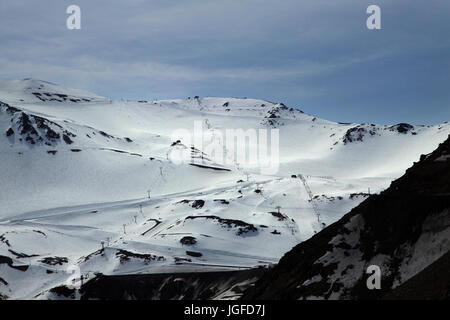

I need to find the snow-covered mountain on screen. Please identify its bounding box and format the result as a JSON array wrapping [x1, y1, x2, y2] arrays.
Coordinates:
[[1, 78, 449, 299]]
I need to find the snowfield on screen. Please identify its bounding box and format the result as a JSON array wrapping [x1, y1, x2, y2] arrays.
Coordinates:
[[1, 79, 449, 299]]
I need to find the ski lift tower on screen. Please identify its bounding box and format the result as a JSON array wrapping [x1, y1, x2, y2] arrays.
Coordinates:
[[298, 174, 323, 227]]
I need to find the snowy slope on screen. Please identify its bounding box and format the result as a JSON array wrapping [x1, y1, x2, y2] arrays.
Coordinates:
[[0, 79, 449, 299], [242, 135, 450, 300]]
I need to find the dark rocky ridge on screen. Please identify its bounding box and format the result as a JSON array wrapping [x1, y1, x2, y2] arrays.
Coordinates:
[[342, 123, 417, 144], [50, 268, 265, 300], [31, 91, 94, 103], [1, 100, 132, 147], [1, 100, 76, 146], [185, 215, 258, 236]]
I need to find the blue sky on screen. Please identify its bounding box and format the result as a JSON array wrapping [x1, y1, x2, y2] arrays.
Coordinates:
[[0, 0, 449, 124]]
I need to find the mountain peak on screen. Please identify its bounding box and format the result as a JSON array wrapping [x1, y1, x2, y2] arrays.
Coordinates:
[[0, 78, 107, 104], [153, 96, 319, 124]]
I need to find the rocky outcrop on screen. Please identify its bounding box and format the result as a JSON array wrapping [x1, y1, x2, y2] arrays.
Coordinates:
[[49, 268, 265, 300], [1, 101, 76, 146]]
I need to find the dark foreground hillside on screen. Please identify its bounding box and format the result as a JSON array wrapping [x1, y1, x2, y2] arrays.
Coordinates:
[[49, 268, 265, 300], [242, 135, 450, 300]]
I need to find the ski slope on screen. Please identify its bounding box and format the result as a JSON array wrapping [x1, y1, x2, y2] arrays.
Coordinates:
[[0, 78, 449, 299]]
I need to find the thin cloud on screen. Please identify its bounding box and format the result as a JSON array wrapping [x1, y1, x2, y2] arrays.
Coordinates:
[[0, 0, 449, 124]]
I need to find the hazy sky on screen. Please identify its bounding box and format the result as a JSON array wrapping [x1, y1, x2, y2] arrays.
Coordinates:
[[1, 0, 449, 124]]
